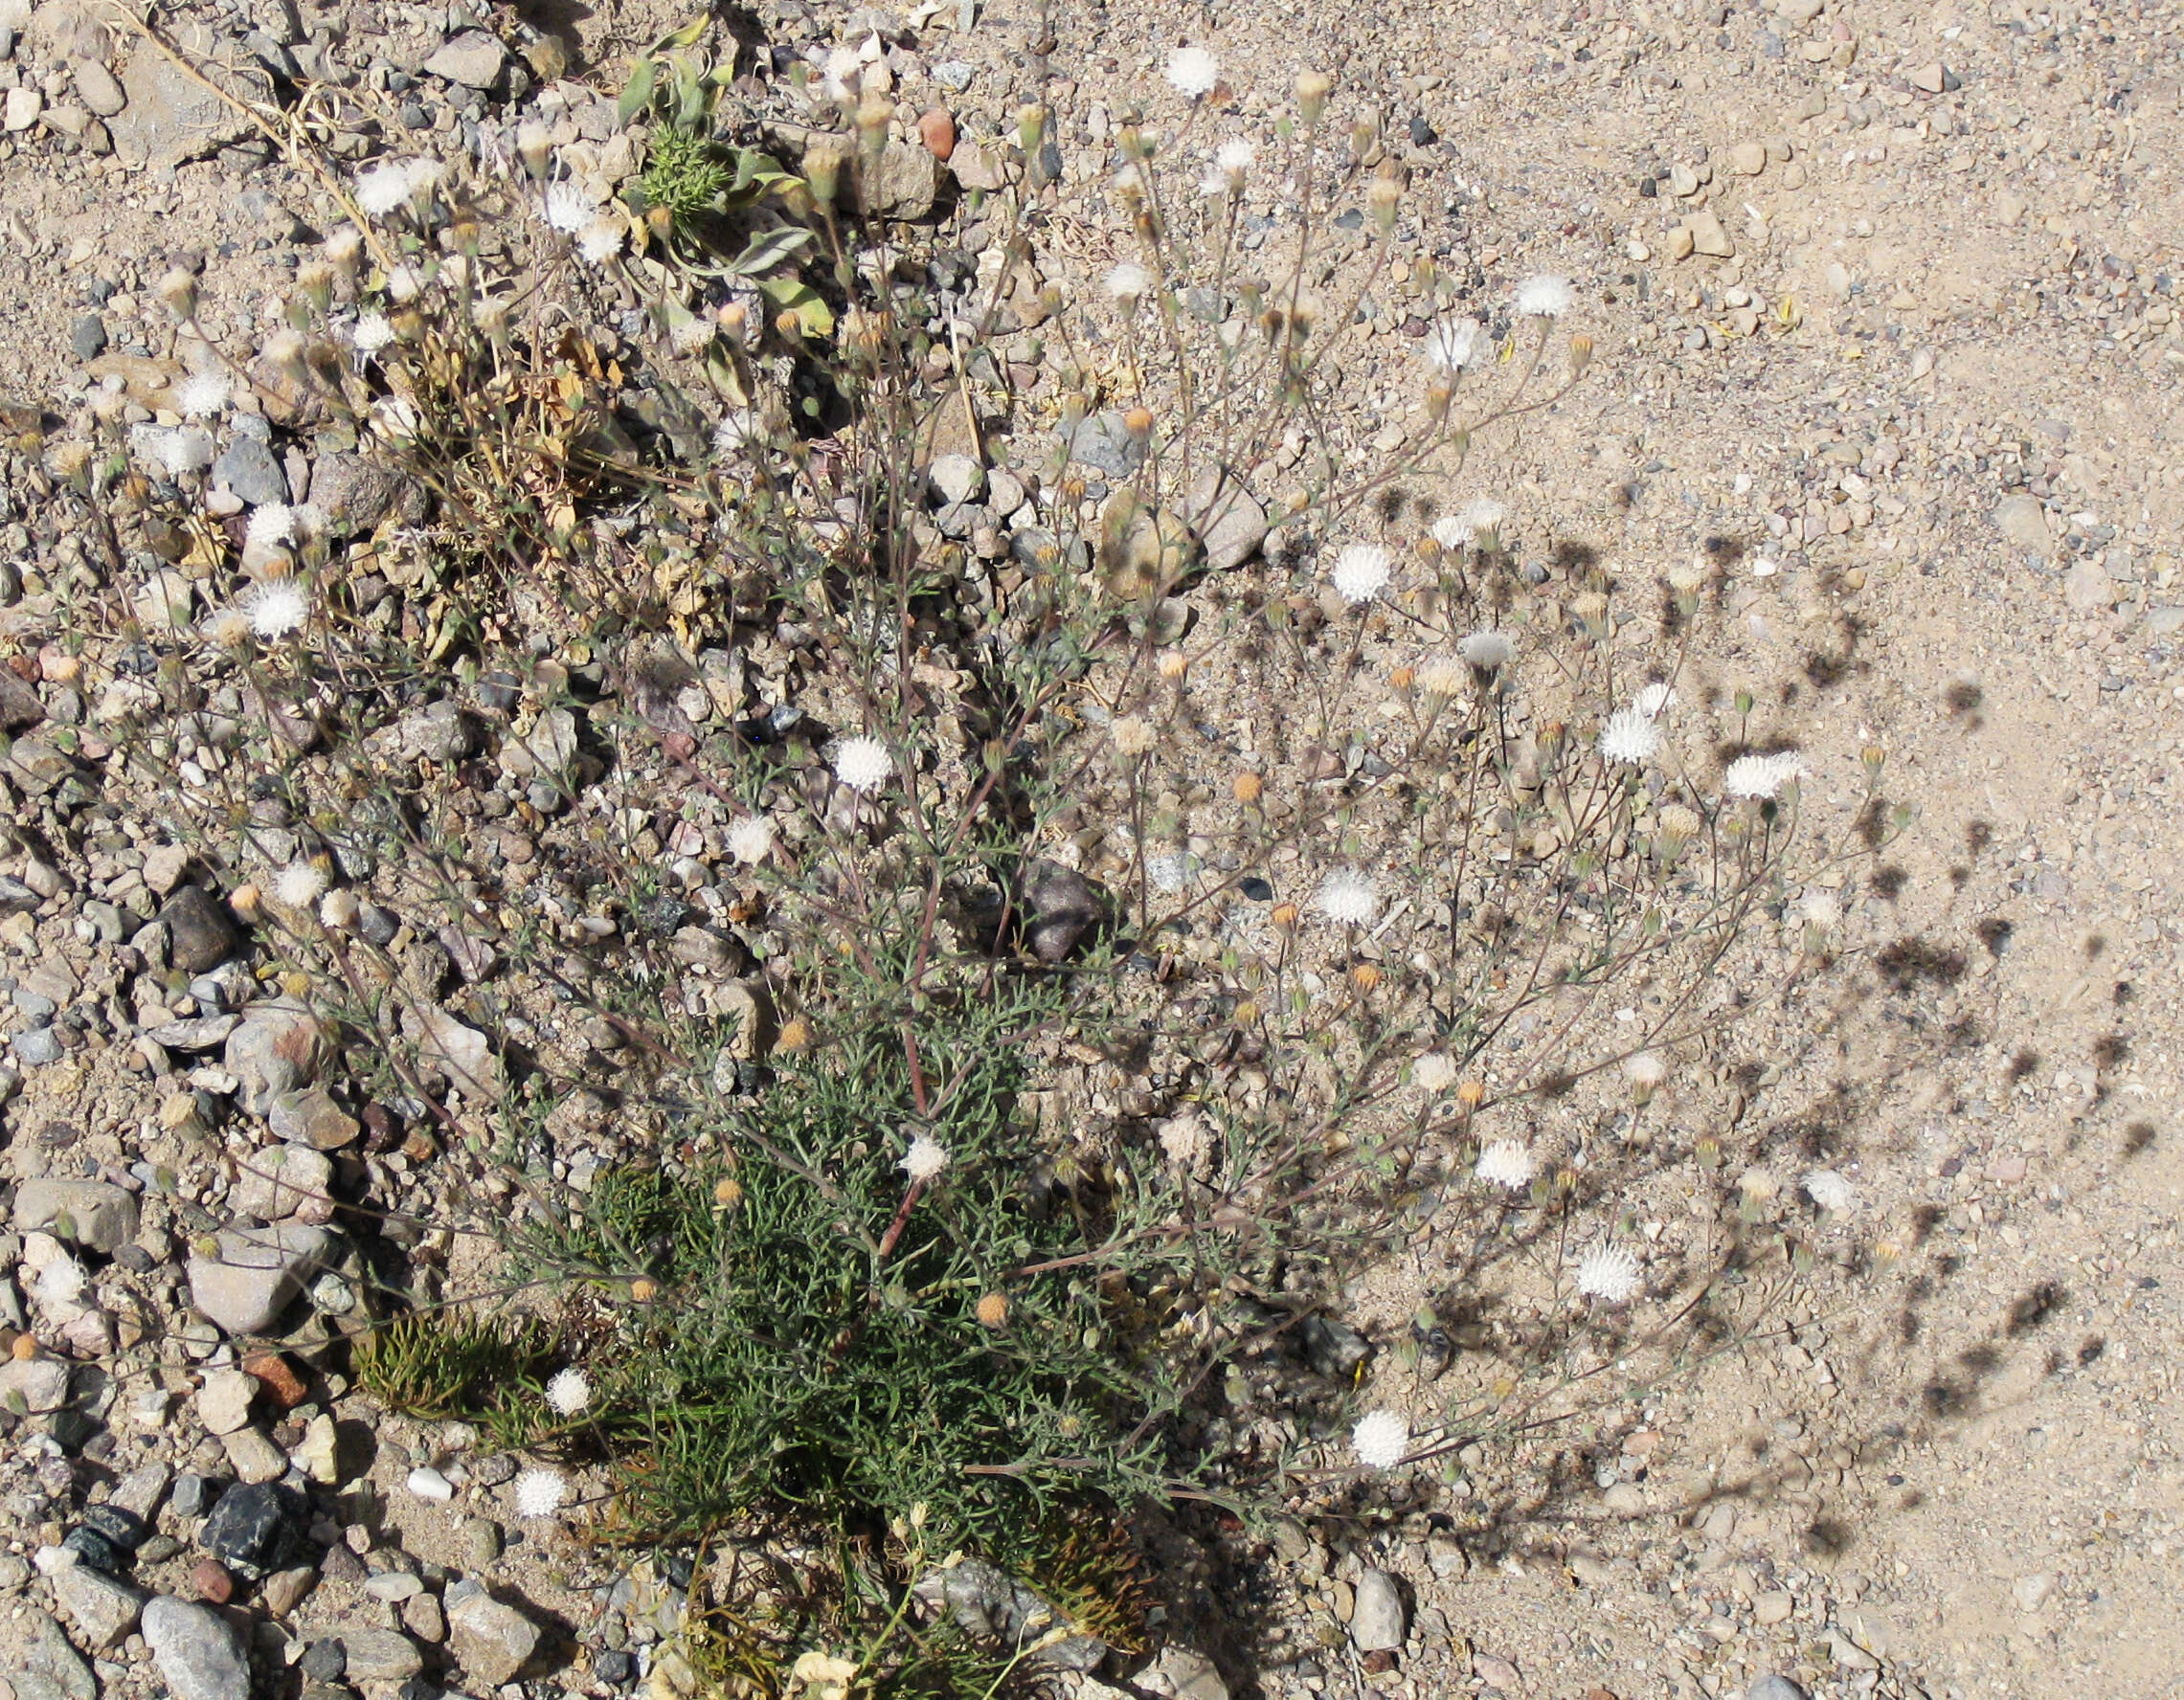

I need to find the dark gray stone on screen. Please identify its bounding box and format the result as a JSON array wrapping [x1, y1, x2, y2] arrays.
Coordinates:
[[1057, 410, 1147, 478], [1018, 861, 1105, 964], [160, 886, 238, 972], [199, 1480, 300, 1579], [306, 451, 426, 532], [212, 434, 287, 505], [70, 316, 107, 360]]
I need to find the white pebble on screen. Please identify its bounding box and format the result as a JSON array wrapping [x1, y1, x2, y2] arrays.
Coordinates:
[[406, 1466, 455, 1502], [1751, 556, 1780, 577]]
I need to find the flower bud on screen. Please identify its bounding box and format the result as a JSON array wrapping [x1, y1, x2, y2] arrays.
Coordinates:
[[158, 267, 199, 323], [804, 142, 844, 208], [1296, 70, 1332, 125]]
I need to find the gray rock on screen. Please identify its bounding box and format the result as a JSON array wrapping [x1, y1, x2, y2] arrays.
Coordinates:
[[161, 886, 238, 973], [845, 137, 937, 219], [1993, 493, 2050, 552], [266, 1086, 361, 1151], [1182, 466, 1269, 571], [110, 45, 250, 170], [112, 1463, 172, 1520], [422, 30, 506, 87], [2063, 558, 2116, 612], [144, 1016, 238, 1052], [144, 1596, 250, 1700], [51, 1562, 146, 1650], [70, 316, 107, 360], [72, 58, 126, 117], [1018, 861, 1104, 964], [447, 1592, 540, 1686], [16, 1608, 97, 1700], [232, 1144, 332, 1221], [1146, 1647, 1228, 1700], [224, 1000, 329, 1115], [384, 700, 478, 765], [498, 706, 577, 781], [1351, 1568, 1406, 1652], [1745, 1679, 1811, 1700], [911, 1558, 1105, 1671], [0, 665, 44, 730], [1058, 410, 1147, 479], [186, 1223, 336, 1334], [194, 1368, 257, 1436], [13, 1180, 140, 1253], [1686, 208, 1734, 257], [339, 1628, 424, 1682], [11, 1028, 63, 1066], [927, 453, 985, 505], [306, 451, 427, 532], [406, 1002, 507, 1102], [212, 435, 287, 505]]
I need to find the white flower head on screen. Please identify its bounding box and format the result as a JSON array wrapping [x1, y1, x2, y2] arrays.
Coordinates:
[[1158, 1112, 1209, 1169], [1458, 629, 1514, 671], [1214, 138, 1255, 185], [1456, 497, 1507, 543], [1106, 260, 1154, 303], [243, 580, 310, 641], [403, 157, 443, 196], [155, 429, 216, 478], [514, 1466, 568, 1518], [1802, 1169, 1856, 1214], [545, 1368, 592, 1417], [1111, 716, 1158, 758], [1516, 274, 1574, 318], [1352, 1408, 1409, 1470], [1413, 1053, 1459, 1093], [1724, 751, 1805, 801], [1599, 706, 1662, 767], [1315, 867, 1379, 926], [544, 180, 595, 235], [1475, 1140, 1537, 1191], [176, 371, 232, 419], [1798, 886, 1842, 929], [1165, 45, 1220, 99], [1623, 1050, 1668, 1090], [350, 312, 396, 355], [1425, 316, 1486, 371], [275, 861, 327, 908], [1575, 1242, 1642, 1304], [727, 816, 777, 865], [577, 215, 623, 265], [244, 503, 297, 555], [1634, 682, 1676, 720], [1330, 543, 1392, 605], [354, 162, 417, 218], [833, 735, 892, 794], [1416, 656, 1469, 700], [900, 1134, 951, 1182]]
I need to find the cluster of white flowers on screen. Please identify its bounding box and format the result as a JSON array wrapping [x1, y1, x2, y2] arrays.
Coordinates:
[[1458, 629, 1514, 671], [1723, 750, 1806, 800], [1412, 1053, 1459, 1093], [350, 312, 396, 356], [275, 861, 327, 908], [1314, 868, 1379, 926], [543, 180, 596, 235], [176, 372, 231, 419], [1475, 1140, 1537, 1191], [1351, 1409, 1409, 1469], [1106, 260, 1154, 303], [899, 1134, 951, 1182], [1575, 1242, 1642, 1304], [1516, 273, 1574, 317], [1598, 706, 1663, 767], [355, 158, 440, 218], [1425, 316, 1487, 371], [726, 816, 777, 865], [545, 1368, 592, 1417], [242, 580, 310, 641], [833, 735, 892, 794], [514, 1466, 568, 1518], [1164, 45, 1220, 99], [1330, 544, 1391, 605]]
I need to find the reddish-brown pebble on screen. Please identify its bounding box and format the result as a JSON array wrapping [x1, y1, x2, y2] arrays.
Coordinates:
[[244, 1352, 308, 1409], [192, 1558, 235, 1604], [917, 107, 956, 162]]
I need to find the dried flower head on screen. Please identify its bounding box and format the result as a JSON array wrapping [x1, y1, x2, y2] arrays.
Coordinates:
[[1657, 802, 1702, 840], [354, 162, 417, 218], [899, 1134, 951, 1182], [514, 1467, 568, 1517], [727, 816, 777, 865], [1599, 707, 1662, 767], [1106, 260, 1154, 303], [1802, 1169, 1856, 1214], [1575, 1242, 1642, 1304], [1111, 716, 1158, 757], [1516, 273, 1574, 317], [350, 312, 396, 355], [202, 606, 254, 649], [1214, 138, 1255, 187], [1425, 316, 1487, 370], [1416, 656, 1469, 700], [1738, 1167, 1781, 1201], [1459, 629, 1514, 671], [275, 861, 327, 908], [1315, 868, 1379, 926], [243, 580, 309, 641], [176, 372, 231, 419], [1351, 1408, 1409, 1469], [1475, 1140, 1537, 1191], [1330, 543, 1392, 604], [544, 180, 594, 234], [1165, 45, 1220, 99], [1724, 751, 1806, 800], [1158, 1112, 1208, 1168], [1413, 1053, 1459, 1093], [1623, 1051, 1668, 1091], [975, 1292, 1009, 1329], [577, 216, 623, 264], [545, 1368, 592, 1417], [833, 735, 892, 794]]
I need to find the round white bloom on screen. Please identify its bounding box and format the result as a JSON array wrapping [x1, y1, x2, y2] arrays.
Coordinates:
[[1798, 886, 1842, 928], [1475, 1140, 1537, 1191], [1458, 629, 1514, 670], [1633, 682, 1676, 720], [1723, 751, 1805, 800], [403, 158, 443, 195], [1456, 497, 1507, 541], [1330, 543, 1392, 605], [899, 1134, 951, 1182], [1416, 656, 1469, 699], [1158, 1112, 1208, 1168], [1351, 1409, 1409, 1470], [514, 1467, 568, 1518], [1623, 1051, 1667, 1089], [155, 429, 216, 478], [244, 503, 296, 554], [1802, 1169, 1856, 1214], [1413, 1053, 1459, 1093], [1515, 274, 1574, 318], [545, 1368, 592, 1417], [1106, 260, 1154, 303], [1315, 867, 1379, 926], [354, 162, 416, 217], [833, 735, 892, 794], [1738, 1167, 1781, 1201], [384, 262, 425, 304], [319, 889, 357, 931], [1112, 716, 1158, 757], [1165, 46, 1220, 99], [1214, 138, 1256, 180], [350, 312, 396, 355], [243, 580, 310, 640], [1575, 1242, 1642, 1304], [176, 372, 232, 418], [544, 180, 595, 234], [577, 216, 623, 265], [275, 861, 327, 908], [1424, 316, 1486, 370], [1599, 707, 1662, 766], [727, 816, 777, 865]]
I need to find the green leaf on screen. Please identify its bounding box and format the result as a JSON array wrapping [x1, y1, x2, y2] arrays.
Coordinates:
[[756, 276, 835, 337], [617, 55, 657, 126], [725, 224, 814, 278], [655, 12, 710, 50]]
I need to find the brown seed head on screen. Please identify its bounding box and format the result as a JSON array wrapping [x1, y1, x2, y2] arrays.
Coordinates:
[[1232, 772, 1263, 803], [976, 1292, 1009, 1329]]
